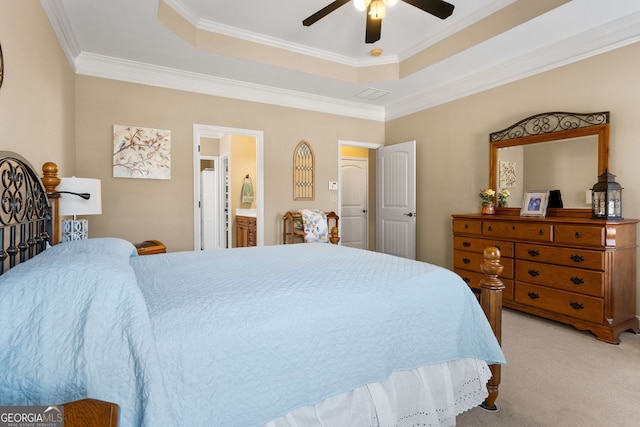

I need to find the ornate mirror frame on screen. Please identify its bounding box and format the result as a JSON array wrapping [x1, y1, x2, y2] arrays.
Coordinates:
[[489, 111, 610, 216]]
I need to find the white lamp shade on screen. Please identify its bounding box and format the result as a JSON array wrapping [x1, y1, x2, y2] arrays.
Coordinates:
[[58, 177, 102, 216]]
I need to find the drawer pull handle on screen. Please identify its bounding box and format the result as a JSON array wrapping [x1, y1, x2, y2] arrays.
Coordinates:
[[464, 224, 469, 229], [528, 269, 540, 277], [487, 226, 493, 231], [570, 254, 585, 263], [527, 292, 540, 300], [538, 229, 545, 236], [462, 277, 471, 284], [575, 232, 581, 238], [462, 258, 471, 264], [463, 241, 471, 247], [494, 244, 501, 250], [569, 301, 584, 310], [512, 226, 516, 230], [570, 277, 585, 285], [528, 249, 540, 257]]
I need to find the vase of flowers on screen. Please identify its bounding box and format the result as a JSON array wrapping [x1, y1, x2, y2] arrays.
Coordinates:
[[479, 188, 496, 214], [498, 189, 510, 207]]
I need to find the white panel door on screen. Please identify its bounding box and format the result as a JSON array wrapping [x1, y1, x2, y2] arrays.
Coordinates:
[[201, 169, 219, 250], [376, 140, 416, 259], [341, 157, 368, 249]]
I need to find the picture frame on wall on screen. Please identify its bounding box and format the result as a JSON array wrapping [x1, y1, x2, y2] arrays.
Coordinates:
[[113, 124, 171, 180], [520, 190, 550, 217]]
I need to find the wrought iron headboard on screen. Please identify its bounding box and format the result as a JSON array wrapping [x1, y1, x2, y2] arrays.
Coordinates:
[[0, 152, 51, 275]]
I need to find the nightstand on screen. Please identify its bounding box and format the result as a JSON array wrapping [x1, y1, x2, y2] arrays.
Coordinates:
[[134, 240, 166, 255]]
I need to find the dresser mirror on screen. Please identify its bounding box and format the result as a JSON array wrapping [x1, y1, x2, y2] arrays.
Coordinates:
[[489, 112, 610, 210]]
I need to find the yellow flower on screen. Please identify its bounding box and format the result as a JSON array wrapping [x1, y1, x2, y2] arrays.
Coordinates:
[[498, 189, 510, 207], [479, 188, 495, 205]]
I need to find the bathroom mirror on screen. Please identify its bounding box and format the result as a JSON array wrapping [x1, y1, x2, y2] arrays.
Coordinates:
[[489, 112, 609, 210]]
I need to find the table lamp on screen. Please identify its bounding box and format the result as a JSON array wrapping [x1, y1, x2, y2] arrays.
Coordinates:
[[57, 177, 102, 241]]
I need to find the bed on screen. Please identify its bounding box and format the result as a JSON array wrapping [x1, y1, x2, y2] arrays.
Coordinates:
[[0, 152, 505, 427]]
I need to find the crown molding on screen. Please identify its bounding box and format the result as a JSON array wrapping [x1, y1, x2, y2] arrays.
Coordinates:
[[74, 53, 386, 122], [386, 9, 640, 120], [398, 0, 517, 61], [161, 0, 397, 69], [40, 0, 80, 70]]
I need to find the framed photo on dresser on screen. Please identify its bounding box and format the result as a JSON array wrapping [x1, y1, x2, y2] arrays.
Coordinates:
[[520, 190, 550, 217]]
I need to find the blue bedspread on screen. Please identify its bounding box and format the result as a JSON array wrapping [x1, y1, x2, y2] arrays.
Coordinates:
[[0, 239, 504, 427]]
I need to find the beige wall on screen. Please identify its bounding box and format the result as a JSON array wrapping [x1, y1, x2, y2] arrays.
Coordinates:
[[341, 146, 369, 158], [231, 135, 257, 210], [386, 41, 640, 312], [75, 76, 384, 251], [0, 0, 75, 173]]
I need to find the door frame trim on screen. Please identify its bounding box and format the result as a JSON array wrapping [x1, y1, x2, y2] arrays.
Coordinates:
[[193, 124, 264, 250]]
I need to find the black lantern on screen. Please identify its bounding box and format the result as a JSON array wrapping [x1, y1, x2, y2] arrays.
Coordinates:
[[591, 169, 623, 220]]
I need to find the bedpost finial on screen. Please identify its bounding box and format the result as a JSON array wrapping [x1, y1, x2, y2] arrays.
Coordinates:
[[41, 162, 60, 195], [329, 226, 340, 244], [483, 246, 501, 261], [480, 246, 504, 288]]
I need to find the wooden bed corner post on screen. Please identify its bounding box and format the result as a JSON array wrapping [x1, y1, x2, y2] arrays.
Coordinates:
[[42, 162, 61, 245], [329, 227, 340, 244], [479, 246, 504, 411], [62, 398, 119, 427]]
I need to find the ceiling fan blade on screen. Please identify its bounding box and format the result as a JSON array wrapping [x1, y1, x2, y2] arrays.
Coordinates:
[[365, 13, 382, 44], [303, 0, 351, 26], [402, 0, 455, 19]]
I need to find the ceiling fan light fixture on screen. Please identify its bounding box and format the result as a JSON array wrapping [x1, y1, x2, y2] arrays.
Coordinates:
[[369, 0, 386, 19], [354, 0, 372, 12]]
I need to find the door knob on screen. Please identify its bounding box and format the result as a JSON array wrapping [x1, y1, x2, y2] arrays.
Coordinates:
[[403, 212, 415, 217]]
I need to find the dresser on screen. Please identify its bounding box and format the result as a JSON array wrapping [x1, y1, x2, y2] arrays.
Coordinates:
[[452, 213, 639, 344], [236, 215, 257, 247]]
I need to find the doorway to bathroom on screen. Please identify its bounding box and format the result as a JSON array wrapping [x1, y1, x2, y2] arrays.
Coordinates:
[[193, 124, 264, 250]]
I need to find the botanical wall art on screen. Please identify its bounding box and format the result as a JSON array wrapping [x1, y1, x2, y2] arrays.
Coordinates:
[[113, 124, 171, 179], [499, 160, 516, 188]]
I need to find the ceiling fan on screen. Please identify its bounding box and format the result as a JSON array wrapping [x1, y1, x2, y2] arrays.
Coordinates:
[[303, 0, 455, 44]]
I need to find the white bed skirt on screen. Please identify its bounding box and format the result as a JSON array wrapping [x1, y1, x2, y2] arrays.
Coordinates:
[[264, 358, 492, 427]]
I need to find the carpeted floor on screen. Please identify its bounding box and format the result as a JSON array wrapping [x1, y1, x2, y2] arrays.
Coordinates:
[[456, 308, 640, 427]]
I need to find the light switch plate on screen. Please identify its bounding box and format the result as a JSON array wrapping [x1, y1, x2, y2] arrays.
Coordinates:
[[328, 181, 338, 190]]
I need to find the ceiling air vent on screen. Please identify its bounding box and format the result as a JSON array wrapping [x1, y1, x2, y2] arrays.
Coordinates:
[[355, 87, 390, 100]]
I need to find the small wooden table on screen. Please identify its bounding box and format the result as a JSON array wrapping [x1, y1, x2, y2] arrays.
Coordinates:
[[134, 240, 166, 255]]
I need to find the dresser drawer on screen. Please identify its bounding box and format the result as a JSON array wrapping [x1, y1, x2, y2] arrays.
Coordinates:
[[483, 221, 553, 243], [453, 218, 482, 235], [454, 250, 513, 279], [554, 224, 605, 248], [515, 243, 604, 270], [454, 268, 514, 302], [515, 282, 604, 324], [515, 260, 603, 297], [453, 236, 514, 257]]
